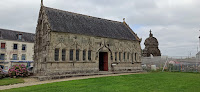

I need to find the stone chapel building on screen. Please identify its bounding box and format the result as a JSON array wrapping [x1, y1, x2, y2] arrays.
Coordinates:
[[34, 2, 142, 76]]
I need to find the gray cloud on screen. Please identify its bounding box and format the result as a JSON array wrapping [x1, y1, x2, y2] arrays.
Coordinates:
[[0, 0, 199, 56]]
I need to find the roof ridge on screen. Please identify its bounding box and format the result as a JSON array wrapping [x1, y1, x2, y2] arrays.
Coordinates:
[[44, 6, 123, 24], [0, 28, 35, 35], [42, 6, 138, 41]]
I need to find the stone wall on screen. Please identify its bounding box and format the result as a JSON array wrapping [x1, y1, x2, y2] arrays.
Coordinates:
[[34, 31, 142, 76]]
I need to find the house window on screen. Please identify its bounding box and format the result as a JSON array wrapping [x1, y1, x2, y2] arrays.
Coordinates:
[[21, 54, 26, 60], [1, 43, 5, 49], [124, 52, 126, 61], [119, 52, 121, 61], [22, 44, 26, 51], [62, 49, 66, 61], [0, 54, 5, 60], [88, 50, 91, 61], [12, 54, 18, 60], [13, 44, 18, 50], [76, 50, 79, 61], [115, 52, 117, 61], [135, 53, 137, 62], [83, 50, 86, 61], [27, 62, 31, 67], [18, 34, 22, 40], [70, 49, 73, 61], [54, 48, 59, 61]]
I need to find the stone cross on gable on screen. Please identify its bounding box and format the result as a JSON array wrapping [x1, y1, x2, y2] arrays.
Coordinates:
[[149, 29, 153, 37], [41, 0, 43, 6]]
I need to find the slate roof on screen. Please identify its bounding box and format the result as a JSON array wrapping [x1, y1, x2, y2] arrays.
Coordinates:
[[44, 6, 138, 41], [0, 28, 35, 42]]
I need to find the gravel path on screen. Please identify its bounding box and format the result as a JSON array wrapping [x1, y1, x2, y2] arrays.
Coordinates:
[[0, 73, 141, 90]]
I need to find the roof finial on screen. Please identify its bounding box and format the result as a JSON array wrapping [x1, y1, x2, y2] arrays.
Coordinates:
[[41, 0, 43, 6], [150, 29, 152, 34], [123, 18, 125, 22], [149, 29, 153, 37]]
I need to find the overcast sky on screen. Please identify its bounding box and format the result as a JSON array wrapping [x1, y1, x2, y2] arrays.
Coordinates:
[[0, 0, 199, 57]]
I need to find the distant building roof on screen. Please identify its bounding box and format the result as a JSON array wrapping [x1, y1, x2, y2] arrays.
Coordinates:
[[43, 6, 139, 41], [196, 51, 200, 56], [0, 28, 35, 43]]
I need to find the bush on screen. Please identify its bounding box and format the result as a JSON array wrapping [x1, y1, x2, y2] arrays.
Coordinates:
[[8, 64, 28, 78]]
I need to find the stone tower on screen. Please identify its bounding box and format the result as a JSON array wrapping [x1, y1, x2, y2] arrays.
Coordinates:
[[142, 30, 161, 57]]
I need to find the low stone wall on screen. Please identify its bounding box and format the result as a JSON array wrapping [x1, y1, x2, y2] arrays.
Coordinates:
[[34, 62, 142, 76]]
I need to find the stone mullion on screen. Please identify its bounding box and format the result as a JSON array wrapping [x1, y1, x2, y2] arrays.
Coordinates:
[[66, 49, 69, 62], [73, 49, 76, 61], [123, 52, 125, 62], [119, 52, 121, 62], [86, 50, 88, 61], [91, 51, 93, 61], [59, 48, 62, 61], [80, 50, 83, 61]]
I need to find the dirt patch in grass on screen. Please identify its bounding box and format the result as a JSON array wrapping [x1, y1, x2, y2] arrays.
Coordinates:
[[0, 78, 24, 86]]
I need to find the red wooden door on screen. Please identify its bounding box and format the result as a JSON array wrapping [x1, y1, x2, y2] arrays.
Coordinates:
[[103, 53, 108, 71]]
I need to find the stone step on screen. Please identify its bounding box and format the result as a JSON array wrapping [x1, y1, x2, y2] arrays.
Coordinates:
[[32, 70, 144, 81]]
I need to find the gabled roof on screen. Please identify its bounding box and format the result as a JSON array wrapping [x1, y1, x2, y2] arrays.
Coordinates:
[[0, 28, 35, 42], [43, 6, 139, 41], [197, 51, 200, 55]]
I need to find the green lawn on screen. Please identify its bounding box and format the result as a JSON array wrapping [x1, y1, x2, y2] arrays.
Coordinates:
[[1, 72, 200, 92], [0, 78, 24, 86]]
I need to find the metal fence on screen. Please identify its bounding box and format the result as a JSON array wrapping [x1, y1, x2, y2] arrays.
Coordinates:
[[169, 62, 200, 72], [141, 56, 200, 72]]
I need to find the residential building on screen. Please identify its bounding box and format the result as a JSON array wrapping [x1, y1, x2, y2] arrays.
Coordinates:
[[0, 28, 35, 70]]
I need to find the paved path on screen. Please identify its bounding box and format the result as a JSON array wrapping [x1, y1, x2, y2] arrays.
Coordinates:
[[0, 73, 142, 90]]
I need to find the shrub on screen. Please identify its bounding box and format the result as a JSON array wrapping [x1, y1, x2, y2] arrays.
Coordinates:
[[0, 68, 6, 79], [8, 64, 28, 78]]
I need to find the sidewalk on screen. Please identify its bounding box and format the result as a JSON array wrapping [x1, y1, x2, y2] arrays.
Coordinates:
[[0, 73, 142, 90]]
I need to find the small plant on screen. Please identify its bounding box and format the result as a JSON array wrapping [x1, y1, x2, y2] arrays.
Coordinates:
[[0, 68, 6, 79], [8, 64, 28, 78]]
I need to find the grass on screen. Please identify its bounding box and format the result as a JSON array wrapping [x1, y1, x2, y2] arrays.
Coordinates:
[[1, 72, 200, 92], [0, 78, 24, 86]]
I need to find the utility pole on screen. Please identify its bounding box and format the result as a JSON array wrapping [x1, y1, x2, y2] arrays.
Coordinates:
[[199, 30, 200, 49], [197, 30, 200, 72]]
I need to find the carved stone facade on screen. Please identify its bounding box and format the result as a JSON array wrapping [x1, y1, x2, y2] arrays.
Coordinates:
[[34, 5, 142, 76], [142, 30, 161, 57]]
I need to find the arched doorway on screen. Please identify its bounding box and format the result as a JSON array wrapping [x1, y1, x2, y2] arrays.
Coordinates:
[[99, 52, 108, 71], [97, 44, 112, 71]]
